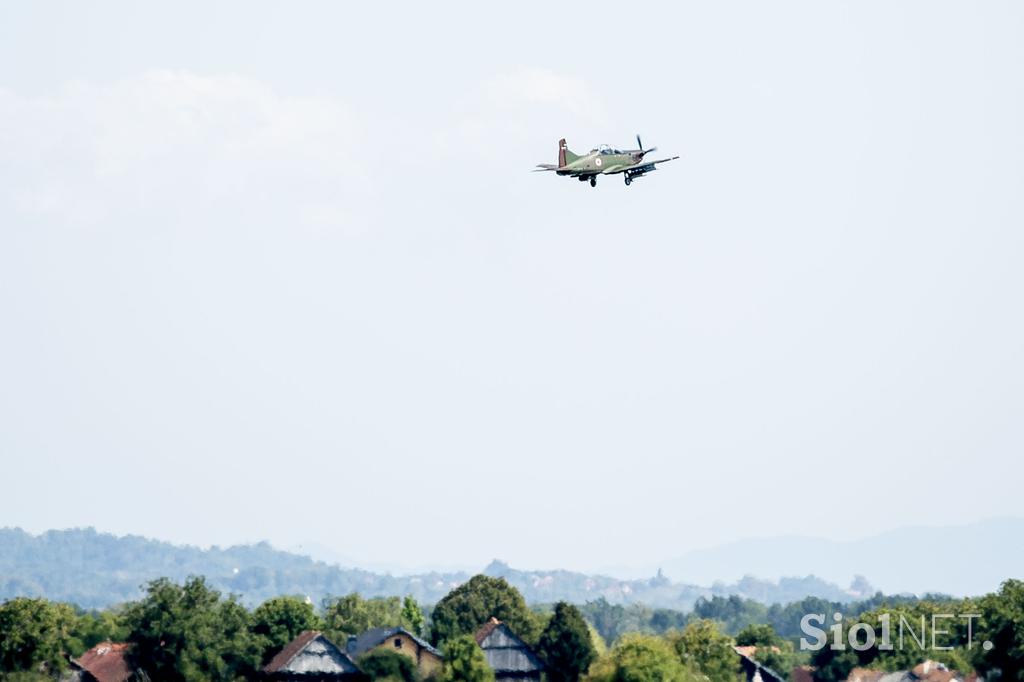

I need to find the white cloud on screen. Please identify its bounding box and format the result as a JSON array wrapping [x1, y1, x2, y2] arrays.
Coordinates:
[[0, 71, 364, 228]]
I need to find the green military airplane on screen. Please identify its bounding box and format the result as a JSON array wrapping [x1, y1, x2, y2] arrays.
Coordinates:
[[534, 135, 679, 187]]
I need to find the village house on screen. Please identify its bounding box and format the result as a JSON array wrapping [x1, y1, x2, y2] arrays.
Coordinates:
[[844, 660, 972, 682], [263, 630, 364, 681], [346, 626, 443, 678], [474, 618, 545, 682], [64, 642, 148, 682]]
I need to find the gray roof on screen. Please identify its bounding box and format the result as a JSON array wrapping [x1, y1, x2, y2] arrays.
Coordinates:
[[347, 627, 441, 659], [264, 631, 361, 676], [477, 623, 544, 675]]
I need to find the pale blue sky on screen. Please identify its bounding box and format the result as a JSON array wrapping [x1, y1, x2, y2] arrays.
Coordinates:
[[1, 1, 1022, 578]]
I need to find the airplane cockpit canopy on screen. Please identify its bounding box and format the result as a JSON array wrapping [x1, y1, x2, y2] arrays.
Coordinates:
[[591, 144, 622, 155]]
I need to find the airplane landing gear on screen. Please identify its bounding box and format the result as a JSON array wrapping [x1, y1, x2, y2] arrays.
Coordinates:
[[624, 175, 632, 186], [589, 177, 597, 188]]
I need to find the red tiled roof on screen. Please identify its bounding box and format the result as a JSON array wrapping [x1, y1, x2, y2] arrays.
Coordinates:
[[792, 665, 816, 682], [73, 642, 136, 682], [264, 630, 322, 674]]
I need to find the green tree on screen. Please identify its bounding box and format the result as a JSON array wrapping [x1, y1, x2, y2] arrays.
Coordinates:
[[692, 596, 767, 636], [402, 596, 426, 637], [650, 610, 691, 635], [578, 599, 660, 645], [539, 602, 597, 682], [586, 633, 696, 682], [251, 596, 321, 664], [587, 624, 608, 658], [971, 580, 1024, 681], [122, 576, 260, 681], [440, 635, 494, 682], [751, 646, 799, 682], [360, 648, 421, 682], [0, 597, 78, 675], [767, 597, 839, 644], [71, 609, 129, 652], [810, 602, 973, 682], [212, 598, 260, 681], [734, 623, 802, 680], [580, 599, 629, 646], [735, 624, 782, 648], [665, 620, 739, 682], [323, 594, 406, 642], [430, 575, 539, 647]]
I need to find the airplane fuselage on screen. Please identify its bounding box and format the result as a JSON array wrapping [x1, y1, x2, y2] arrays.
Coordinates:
[[556, 150, 643, 176]]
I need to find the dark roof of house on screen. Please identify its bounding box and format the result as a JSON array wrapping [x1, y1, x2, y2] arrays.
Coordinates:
[[474, 618, 545, 675], [347, 627, 441, 659], [71, 642, 137, 682], [263, 631, 361, 676]]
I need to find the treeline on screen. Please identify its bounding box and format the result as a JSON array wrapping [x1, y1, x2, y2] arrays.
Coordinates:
[[0, 577, 429, 681], [577, 591, 961, 645], [0, 574, 751, 682], [1, 575, 1023, 682]]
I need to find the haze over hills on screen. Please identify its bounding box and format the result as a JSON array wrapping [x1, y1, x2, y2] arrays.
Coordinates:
[[661, 517, 1024, 597], [284, 517, 1024, 598], [0, 527, 865, 610], [2, 520, 1018, 610]]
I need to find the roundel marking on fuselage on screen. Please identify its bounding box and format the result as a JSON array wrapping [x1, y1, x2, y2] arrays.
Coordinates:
[[595, 157, 603, 167]]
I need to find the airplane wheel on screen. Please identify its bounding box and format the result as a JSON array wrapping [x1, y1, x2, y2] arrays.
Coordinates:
[[589, 177, 596, 187], [624, 176, 632, 186]]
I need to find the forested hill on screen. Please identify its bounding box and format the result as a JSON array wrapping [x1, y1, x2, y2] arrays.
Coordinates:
[[0, 527, 865, 609]]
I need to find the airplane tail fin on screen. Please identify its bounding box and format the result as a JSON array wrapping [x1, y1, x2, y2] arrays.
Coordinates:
[[559, 139, 579, 167]]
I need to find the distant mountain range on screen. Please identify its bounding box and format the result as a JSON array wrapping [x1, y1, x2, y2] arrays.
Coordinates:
[[0, 527, 868, 610], [3, 520, 1018, 610], [660, 517, 1024, 597]]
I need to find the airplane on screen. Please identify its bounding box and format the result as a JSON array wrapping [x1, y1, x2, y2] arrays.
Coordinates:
[[534, 135, 679, 187]]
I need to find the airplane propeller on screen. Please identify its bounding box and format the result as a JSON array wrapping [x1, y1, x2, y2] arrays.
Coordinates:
[[635, 134, 657, 157]]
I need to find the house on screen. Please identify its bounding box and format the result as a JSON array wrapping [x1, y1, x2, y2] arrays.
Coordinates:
[[733, 646, 786, 682], [791, 665, 815, 682], [845, 661, 965, 682], [346, 627, 443, 678], [66, 642, 148, 682], [474, 618, 545, 682], [263, 630, 364, 681]]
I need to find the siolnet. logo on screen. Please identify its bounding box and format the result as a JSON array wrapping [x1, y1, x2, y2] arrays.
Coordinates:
[[800, 612, 993, 652]]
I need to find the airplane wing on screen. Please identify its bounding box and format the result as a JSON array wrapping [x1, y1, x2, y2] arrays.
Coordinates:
[[601, 156, 680, 174], [533, 164, 596, 176]]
